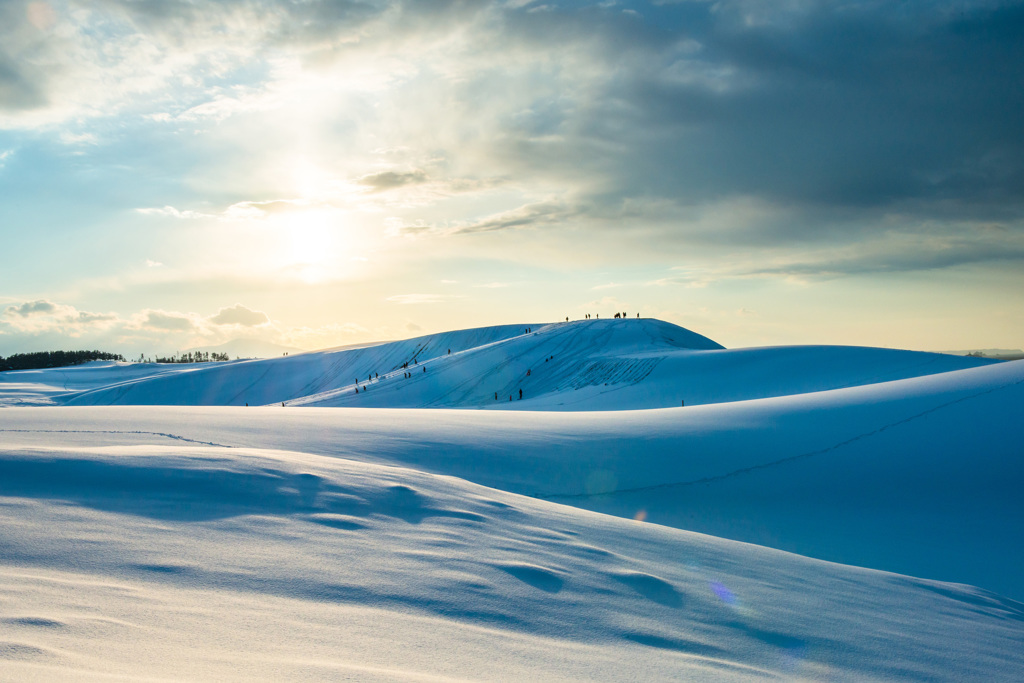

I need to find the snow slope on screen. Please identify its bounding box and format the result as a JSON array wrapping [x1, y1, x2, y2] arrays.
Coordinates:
[[1, 438, 1022, 681], [4, 357, 1023, 601], [2, 319, 1021, 680], [4, 319, 995, 409]]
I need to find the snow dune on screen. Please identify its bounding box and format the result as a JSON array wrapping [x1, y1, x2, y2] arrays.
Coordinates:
[[2, 318, 994, 409], [1, 318, 1021, 680]]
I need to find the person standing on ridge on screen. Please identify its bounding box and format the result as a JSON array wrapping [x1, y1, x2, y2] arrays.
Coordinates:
[[518, 388, 523, 400]]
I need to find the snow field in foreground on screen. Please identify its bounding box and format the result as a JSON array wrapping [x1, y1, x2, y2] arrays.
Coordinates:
[[1, 442, 1022, 681]]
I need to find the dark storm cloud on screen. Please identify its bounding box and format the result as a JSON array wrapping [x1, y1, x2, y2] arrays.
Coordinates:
[[547, 0, 1024, 215]]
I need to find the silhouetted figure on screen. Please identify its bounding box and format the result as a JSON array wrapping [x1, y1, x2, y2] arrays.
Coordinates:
[[636, 313, 639, 318], [526, 369, 531, 376], [518, 389, 523, 400], [355, 387, 359, 394], [375, 372, 378, 379], [448, 349, 450, 354], [681, 399, 685, 407], [495, 392, 498, 400], [423, 366, 426, 373], [509, 395, 512, 401], [245, 403, 248, 407], [282, 402, 285, 407], [565, 317, 568, 322]]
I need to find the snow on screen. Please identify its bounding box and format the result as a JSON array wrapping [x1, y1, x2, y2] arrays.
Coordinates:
[[2, 319, 994, 409], [1, 319, 1021, 680]]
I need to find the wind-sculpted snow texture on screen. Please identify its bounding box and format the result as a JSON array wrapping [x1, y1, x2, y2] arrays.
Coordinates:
[[1, 319, 995, 409], [1, 319, 1022, 680], [1, 438, 1022, 681]]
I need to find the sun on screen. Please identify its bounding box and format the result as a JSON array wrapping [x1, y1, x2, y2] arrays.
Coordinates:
[[273, 210, 339, 281]]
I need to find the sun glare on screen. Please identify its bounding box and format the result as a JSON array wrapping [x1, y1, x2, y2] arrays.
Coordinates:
[[278, 210, 339, 279]]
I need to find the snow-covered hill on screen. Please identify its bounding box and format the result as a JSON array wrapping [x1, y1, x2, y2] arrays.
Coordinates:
[[1, 318, 995, 409], [1, 318, 1021, 680]]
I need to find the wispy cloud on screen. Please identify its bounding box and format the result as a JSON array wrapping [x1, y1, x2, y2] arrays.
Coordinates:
[[136, 206, 214, 220], [455, 201, 576, 234]]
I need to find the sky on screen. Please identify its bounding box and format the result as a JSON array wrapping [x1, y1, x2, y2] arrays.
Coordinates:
[[1, 0, 1023, 356]]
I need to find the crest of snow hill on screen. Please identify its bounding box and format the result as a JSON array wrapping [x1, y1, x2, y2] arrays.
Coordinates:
[[2, 318, 1023, 681]]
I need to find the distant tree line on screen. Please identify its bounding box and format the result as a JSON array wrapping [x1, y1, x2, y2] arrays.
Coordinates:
[[0, 350, 125, 372], [154, 351, 230, 363]]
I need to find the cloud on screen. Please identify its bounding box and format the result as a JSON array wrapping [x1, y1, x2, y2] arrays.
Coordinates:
[[0, 149, 12, 167], [0, 299, 381, 356], [741, 238, 1024, 280], [208, 304, 270, 327], [136, 199, 309, 223], [456, 201, 576, 234], [1, 299, 118, 338], [136, 310, 201, 332], [58, 131, 96, 146], [3, 0, 1024, 311], [6, 299, 58, 317], [357, 169, 429, 191], [136, 206, 214, 220]]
